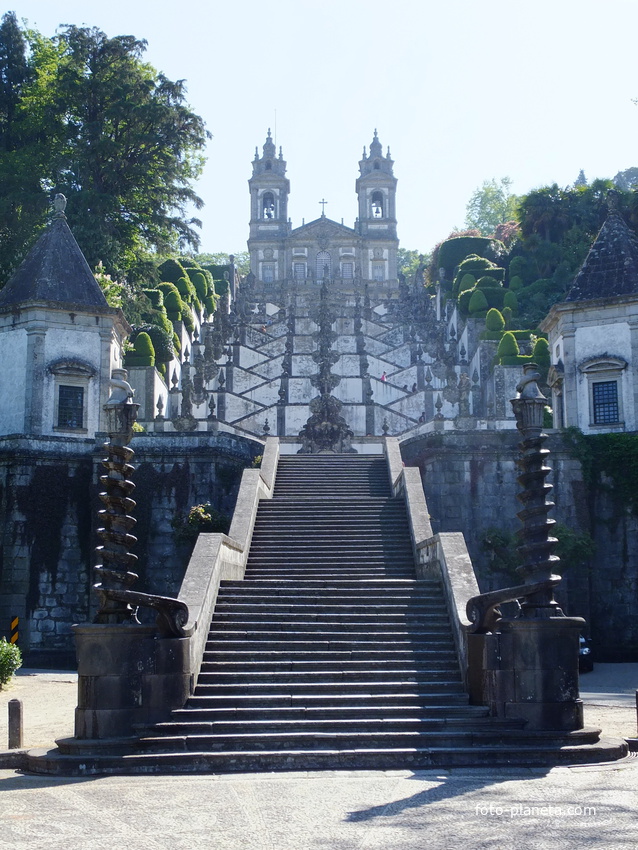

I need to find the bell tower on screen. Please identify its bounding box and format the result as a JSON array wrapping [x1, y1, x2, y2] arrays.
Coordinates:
[[356, 130, 399, 281], [248, 129, 290, 282]]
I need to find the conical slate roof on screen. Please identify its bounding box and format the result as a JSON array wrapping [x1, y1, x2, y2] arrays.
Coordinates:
[[0, 202, 108, 310], [566, 210, 638, 302]]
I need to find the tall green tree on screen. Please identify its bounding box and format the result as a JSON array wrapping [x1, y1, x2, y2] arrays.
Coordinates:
[[0, 12, 50, 283], [464, 177, 519, 236], [0, 20, 209, 285]]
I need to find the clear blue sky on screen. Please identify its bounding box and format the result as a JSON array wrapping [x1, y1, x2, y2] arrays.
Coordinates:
[[12, 0, 638, 255]]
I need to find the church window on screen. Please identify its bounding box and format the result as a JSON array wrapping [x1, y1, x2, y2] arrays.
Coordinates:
[[316, 251, 331, 280], [371, 191, 384, 218], [49, 358, 95, 433], [374, 162, 380, 170], [262, 263, 275, 283], [265, 161, 272, 170], [262, 192, 276, 219], [592, 381, 619, 424], [580, 356, 626, 429], [294, 262, 306, 281], [372, 262, 385, 281], [341, 262, 353, 279], [58, 385, 84, 429]]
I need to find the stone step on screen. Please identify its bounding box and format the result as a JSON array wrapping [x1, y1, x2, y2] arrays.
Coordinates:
[[170, 703, 485, 722], [245, 557, 416, 564], [187, 690, 469, 708], [138, 726, 582, 754], [219, 579, 438, 588], [148, 714, 502, 737], [207, 629, 452, 640], [203, 647, 458, 660], [38, 734, 628, 775], [216, 591, 436, 601], [207, 625, 451, 637], [196, 672, 462, 687], [213, 605, 443, 616]]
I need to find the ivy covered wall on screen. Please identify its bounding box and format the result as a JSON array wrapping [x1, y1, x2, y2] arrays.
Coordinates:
[[401, 429, 638, 661], [0, 431, 261, 663]]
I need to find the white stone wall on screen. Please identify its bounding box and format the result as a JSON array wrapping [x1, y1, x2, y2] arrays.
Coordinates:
[[42, 326, 104, 436], [574, 322, 634, 431], [0, 327, 27, 435]]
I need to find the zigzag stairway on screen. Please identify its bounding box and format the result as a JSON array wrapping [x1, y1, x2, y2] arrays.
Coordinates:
[[120, 454, 617, 772]]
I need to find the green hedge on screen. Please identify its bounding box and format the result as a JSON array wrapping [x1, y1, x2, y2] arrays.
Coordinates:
[[503, 290, 519, 312], [158, 258, 187, 284], [191, 270, 209, 300], [132, 324, 174, 363], [438, 238, 494, 274], [485, 308, 505, 332], [142, 288, 164, 309], [477, 276, 502, 291], [0, 637, 22, 685], [497, 331, 519, 358], [164, 290, 183, 321], [454, 272, 476, 296], [468, 289, 489, 313], [176, 276, 196, 303], [213, 278, 229, 296], [499, 354, 534, 366], [182, 309, 195, 335], [125, 331, 155, 367]]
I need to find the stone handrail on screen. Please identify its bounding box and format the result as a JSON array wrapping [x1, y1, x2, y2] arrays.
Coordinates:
[[384, 437, 477, 686], [417, 533, 479, 686], [177, 436, 279, 685]]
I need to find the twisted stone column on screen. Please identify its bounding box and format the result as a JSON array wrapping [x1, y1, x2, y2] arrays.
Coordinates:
[[511, 363, 563, 617], [93, 370, 140, 624]]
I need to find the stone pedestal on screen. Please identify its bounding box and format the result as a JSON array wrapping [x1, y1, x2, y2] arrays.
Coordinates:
[[482, 617, 584, 730], [73, 624, 191, 740]]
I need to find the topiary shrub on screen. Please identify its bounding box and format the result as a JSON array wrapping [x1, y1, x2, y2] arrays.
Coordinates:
[[142, 288, 164, 309], [213, 278, 229, 297], [158, 258, 187, 284], [132, 324, 174, 364], [477, 275, 502, 290], [457, 254, 505, 282], [176, 276, 196, 303], [497, 331, 520, 359], [452, 272, 476, 297], [182, 308, 195, 335], [0, 637, 22, 687], [164, 290, 183, 321], [158, 281, 180, 297], [468, 288, 489, 314], [173, 331, 181, 353], [204, 295, 217, 316], [438, 238, 495, 275], [191, 271, 209, 301], [508, 275, 524, 292], [458, 273, 476, 293], [502, 306, 513, 328], [532, 337, 551, 382], [485, 308, 505, 332], [125, 331, 155, 367], [503, 289, 519, 312]]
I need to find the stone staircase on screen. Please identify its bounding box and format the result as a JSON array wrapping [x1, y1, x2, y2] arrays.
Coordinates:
[[115, 454, 615, 772]]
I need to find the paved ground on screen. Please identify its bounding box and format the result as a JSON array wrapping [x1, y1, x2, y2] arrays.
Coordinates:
[[0, 665, 636, 850]]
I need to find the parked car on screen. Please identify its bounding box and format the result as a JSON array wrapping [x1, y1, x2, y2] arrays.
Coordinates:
[[579, 635, 594, 673]]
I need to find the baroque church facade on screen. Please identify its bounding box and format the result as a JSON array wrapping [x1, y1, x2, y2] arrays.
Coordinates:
[[248, 129, 398, 288]]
